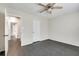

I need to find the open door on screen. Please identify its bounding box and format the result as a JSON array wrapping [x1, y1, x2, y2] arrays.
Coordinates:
[[5, 15, 22, 56]]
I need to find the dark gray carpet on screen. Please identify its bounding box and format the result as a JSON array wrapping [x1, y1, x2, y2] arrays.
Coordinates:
[[22, 39, 79, 56]]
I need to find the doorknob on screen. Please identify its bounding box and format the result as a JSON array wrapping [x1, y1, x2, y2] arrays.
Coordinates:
[[3, 35, 9, 36]]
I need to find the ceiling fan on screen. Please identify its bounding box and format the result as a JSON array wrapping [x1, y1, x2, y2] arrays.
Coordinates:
[[38, 3, 63, 14]]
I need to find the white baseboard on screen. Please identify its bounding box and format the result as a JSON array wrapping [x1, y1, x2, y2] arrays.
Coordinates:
[[21, 39, 48, 46]]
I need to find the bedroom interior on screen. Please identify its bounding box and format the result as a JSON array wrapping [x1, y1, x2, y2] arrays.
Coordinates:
[[0, 3, 79, 56]]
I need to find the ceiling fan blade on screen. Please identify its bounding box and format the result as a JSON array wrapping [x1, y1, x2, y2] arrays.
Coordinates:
[[53, 6, 63, 9], [51, 3, 56, 6], [38, 3, 46, 7], [47, 3, 51, 6], [40, 8, 48, 13], [50, 3, 56, 9]]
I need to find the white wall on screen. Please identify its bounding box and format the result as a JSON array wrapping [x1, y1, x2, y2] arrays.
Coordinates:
[[5, 7, 48, 46], [40, 18, 48, 41], [49, 12, 79, 46]]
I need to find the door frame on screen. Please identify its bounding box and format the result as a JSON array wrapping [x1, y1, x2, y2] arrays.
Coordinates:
[[5, 14, 21, 55]]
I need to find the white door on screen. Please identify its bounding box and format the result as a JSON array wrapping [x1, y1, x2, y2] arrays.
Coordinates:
[[5, 15, 21, 55], [5, 16, 9, 56], [33, 19, 40, 42]]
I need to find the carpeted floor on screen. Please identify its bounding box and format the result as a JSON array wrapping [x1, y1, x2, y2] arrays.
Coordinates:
[[22, 39, 79, 56]]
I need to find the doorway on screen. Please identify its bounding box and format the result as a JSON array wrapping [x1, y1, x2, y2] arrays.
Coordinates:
[[5, 15, 21, 55]]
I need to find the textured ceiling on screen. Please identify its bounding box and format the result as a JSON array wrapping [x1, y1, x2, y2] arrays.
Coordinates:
[[1, 3, 79, 18]]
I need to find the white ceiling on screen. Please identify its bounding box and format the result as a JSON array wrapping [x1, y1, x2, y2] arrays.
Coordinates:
[[1, 3, 79, 18]]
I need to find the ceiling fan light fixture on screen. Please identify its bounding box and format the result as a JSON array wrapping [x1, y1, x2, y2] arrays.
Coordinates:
[[47, 8, 52, 13], [37, 3, 63, 14]]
